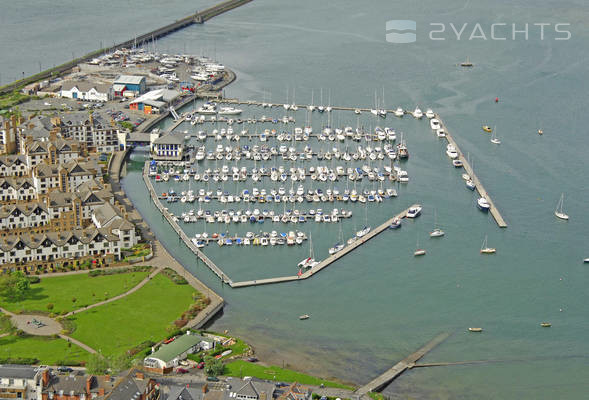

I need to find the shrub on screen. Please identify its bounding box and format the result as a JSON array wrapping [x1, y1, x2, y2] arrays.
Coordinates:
[[46, 303, 54, 311], [27, 276, 41, 284]]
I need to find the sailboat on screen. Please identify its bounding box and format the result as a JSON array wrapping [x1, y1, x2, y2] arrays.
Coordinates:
[[297, 233, 319, 269], [480, 235, 496, 254], [490, 126, 501, 144], [329, 224, 345, 255], [460, 56, 473, 67], [430, 210, 445, 237], [554, 193, 569, 220], [414, 236, 426, 256]]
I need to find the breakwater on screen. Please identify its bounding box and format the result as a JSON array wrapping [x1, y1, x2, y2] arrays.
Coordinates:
[[0, 0, 251, 94]]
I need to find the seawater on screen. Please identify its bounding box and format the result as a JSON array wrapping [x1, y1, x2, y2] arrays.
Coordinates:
[[3, 0, 589, 398]]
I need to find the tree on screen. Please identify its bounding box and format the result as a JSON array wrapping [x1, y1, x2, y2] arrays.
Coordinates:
[[110, 354, 131, 374], [204, 356, 224, 377], [0, 271, 31, 301], [85, 354, 109, 374]]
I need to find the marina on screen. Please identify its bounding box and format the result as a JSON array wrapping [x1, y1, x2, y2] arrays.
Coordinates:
[[145, 156, 419, 287]]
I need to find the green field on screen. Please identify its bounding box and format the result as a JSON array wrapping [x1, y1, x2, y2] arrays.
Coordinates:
[[0, 270, 150, 314], [0, 335, 89, 364], [224, 360, 355, 390], [69, 273, 196, 356]]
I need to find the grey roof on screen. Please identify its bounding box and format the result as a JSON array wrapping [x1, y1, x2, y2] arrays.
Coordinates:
[[108, 376, 141, 400], [153, 134, 183, 145], [167, 386, 203, 400], [61, 81, 111, 93], [0, 155, 27, 166], [161, 90, 181, 103], [0, 227, 120, 252], [114, 75, 146, 85], [0, 365, 39, 379], [92, 202, 121, 226], [223, 379, 275, 400]]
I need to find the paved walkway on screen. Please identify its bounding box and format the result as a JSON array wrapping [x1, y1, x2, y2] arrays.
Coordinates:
[[63, 267, 162, 317], [58, 334, 97, 354]]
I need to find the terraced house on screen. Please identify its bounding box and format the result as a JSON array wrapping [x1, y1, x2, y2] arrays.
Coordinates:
[[55, 113, 124, 153], [0, 177, 36, 203], [32, 160, 100, 194], [0, 228, 124, 273], [23, 133, 84, 168], [0, 155, 28, 176]]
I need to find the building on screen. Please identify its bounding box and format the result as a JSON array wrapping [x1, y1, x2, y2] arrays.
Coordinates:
[[41, 372, 114, 400], [143, 332, 215, 374], [59, 81, 111, 102], [0, 155, 29, 177], [0, 177, 36, 203], [0, 115, 19, 155], [129, 89, 181, 115], [54, 114, 122, 153], [0, 365, 47, 400], [0, 227, 124, 273], [91, 202, 138, 249], [106, 371, 157, 400], [276, 383, 312, 400], [113, 75, 147, 97], [222, 379, 275, 400], [150, 134, 184, 161], [32, 159, 100, 194], [23, 134, 84, 169], [166, 386, 202, 400]]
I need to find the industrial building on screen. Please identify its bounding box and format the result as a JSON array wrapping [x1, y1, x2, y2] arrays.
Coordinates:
[[112, 75, 146, 97]]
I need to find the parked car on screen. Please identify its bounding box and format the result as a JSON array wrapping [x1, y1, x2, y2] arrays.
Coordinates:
[[206, 376, 219, 382], [246, 357, 258, 363], [176, 368, 189, 374], [57, 366, 73, 373], [196, 362, 205, 369]]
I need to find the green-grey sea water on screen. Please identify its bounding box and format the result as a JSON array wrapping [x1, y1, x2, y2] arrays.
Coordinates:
[[3, 1, 589, 398]]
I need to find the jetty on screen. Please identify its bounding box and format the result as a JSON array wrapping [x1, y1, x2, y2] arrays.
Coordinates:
[[143, 161, 233, 285], [230, 203, 419, 288], [436, 116, 507, 228], [355, 332, 451, 396]]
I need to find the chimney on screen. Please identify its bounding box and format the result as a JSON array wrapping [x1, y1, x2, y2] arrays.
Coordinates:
[[42, 369, 50, 387], [86, 376, 93, 394], [49, 130, 57, 142], [98, 388, 105, 396], [202, 384, 208, 394], [104, 375, 110, 382]]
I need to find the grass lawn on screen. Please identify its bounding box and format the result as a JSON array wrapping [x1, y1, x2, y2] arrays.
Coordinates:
[[0, 313, 13, 334], [69, 273, 196, 356], [0, 335, 89, 364], [0, 270, 150, 314], [224, 360, 355, 390]]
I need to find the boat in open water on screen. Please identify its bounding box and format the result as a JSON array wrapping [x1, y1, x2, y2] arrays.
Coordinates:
[[468, 327, 483, 332], [554, 193, 569, 220], [480, 235, 496, 254]]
